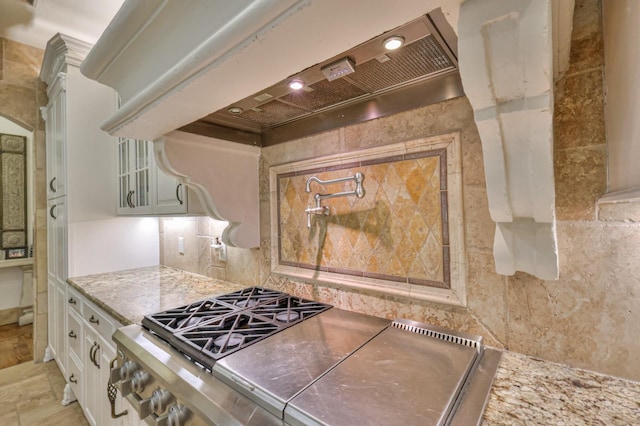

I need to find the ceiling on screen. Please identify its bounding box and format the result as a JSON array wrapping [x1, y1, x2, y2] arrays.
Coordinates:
[[0, 0, 123, 49]]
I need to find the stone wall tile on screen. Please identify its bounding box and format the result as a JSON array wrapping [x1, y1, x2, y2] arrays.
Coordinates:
[[567, 33, 603, 75], [467, 251, 507, 343], [572, 0, 602, 41], [0, 83, 36, 130], [5, 39, 43, 70], [507, 222, 640, 380], [3, 60, 40, 89], [554, 69, 605, 150], [554, 145, 606, 220], [463, 185, 494, 251], [0, 39, 4, 81], [225, 247, 260, 286]]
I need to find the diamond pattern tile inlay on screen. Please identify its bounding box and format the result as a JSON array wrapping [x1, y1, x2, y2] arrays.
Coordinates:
[[277, 148, 450, 288]]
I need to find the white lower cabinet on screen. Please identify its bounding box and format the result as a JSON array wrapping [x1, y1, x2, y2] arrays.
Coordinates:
[[65, 286, 131, 426]]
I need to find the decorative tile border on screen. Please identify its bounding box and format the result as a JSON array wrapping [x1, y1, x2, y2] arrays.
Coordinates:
[[269, 132, 466, 306]]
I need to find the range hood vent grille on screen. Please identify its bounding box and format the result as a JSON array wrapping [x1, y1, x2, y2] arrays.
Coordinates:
[[346, 34, 453, 92], [181, 12, 462, 146]]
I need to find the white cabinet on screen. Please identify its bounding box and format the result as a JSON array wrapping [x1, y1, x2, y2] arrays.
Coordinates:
[[117, 138, 202, 215], [40, 32, 160, 417], [67, 286, 129, 426]]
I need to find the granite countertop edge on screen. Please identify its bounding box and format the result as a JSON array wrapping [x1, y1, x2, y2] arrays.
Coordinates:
[[67, 265, 640, 424]]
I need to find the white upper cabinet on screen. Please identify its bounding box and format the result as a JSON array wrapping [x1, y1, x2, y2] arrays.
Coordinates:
[[117, 138, 203, 216]]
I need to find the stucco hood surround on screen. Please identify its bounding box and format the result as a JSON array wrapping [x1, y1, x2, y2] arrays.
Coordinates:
[[81, 0, 574, 280]]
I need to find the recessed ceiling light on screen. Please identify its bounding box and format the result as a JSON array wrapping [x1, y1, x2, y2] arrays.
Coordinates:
[[228, 106, 243, 114], [383, 36, 405, 50], [288, 79, 304, 90]]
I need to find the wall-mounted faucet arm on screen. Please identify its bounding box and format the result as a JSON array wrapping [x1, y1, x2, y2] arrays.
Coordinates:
[[304, 172, 365, 228], [305, 173, 364, 193]]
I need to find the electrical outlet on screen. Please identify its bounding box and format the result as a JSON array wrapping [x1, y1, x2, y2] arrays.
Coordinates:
[[178, 237, 184, 255]]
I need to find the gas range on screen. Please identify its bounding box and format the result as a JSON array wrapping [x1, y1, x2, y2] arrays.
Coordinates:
[[110, 287, 502, 425]]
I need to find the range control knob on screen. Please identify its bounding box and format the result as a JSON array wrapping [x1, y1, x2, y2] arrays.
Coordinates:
[[131, 370, 151, 393], [153, 404, 192, 426], [111, 359, 139, 382], [139, 388, 175, 419], [167, 404, 192, 426], [150, 388, 175, 414]]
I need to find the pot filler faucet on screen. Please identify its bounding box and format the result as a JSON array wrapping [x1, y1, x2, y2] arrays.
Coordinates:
[[304, 172, 365, 228]]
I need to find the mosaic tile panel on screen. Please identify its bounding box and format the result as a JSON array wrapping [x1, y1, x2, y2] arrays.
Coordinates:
[[277, 149, 450, 288], [1, 133, 27, 249]]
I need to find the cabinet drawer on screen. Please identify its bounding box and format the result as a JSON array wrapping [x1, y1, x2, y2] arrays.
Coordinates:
[[67, 286, 82, 314], [83, 301, 115, 342], [67, 353, 82, 403], [67, 310, 83, 361]]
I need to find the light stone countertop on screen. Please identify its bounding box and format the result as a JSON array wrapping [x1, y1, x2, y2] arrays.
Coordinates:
[[483, 351, 640, 425], [68, 265, 640, 424], [67, 265, 246, 326]]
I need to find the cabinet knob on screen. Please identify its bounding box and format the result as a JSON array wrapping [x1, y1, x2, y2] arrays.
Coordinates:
[[68, 297, 76, 305]]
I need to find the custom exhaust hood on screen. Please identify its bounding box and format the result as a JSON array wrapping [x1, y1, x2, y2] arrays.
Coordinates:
[[81, 0, 573, 281], [179, 13, 463, 147]]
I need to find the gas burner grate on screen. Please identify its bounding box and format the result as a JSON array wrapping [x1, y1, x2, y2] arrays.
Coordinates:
[[215, 287, 288, 309], [142, 299, 237, 339], [251, 296, 332, 325], [172, 313, 282, 370], [141, 287, 333, 369]]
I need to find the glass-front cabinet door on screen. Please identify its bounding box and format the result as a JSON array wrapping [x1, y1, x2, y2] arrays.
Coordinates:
[[117, 138, 153, 214]]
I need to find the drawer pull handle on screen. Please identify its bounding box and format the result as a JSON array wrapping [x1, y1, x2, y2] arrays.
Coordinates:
[[68, 330, 76, 339], [69, 374, 77, 384], [68, 297, 76, 305], [90, 342, 101, 369], [49, 204, 57, 219], [176, 183, 184, 205], [89, 315, 100, 325], [49, 177, 56, 192], [108, 357, 128, 419]]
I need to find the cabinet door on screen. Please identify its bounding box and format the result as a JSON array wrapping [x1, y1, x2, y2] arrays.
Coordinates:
[[84, 326, 100, 426], [153, 166, 187, 214], [131, 139, 153, 213], [47, 197, 67, 286], [54, 281, 67, 376], [117, 138, 133, 214], [45, 82, 67, 198], [117, 139, 153, 215], [47, 280, 57, 360]]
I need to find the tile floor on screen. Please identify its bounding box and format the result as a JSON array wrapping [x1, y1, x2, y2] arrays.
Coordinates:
[[0, 360, 88, 425], [0, 323, 33, 370]]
